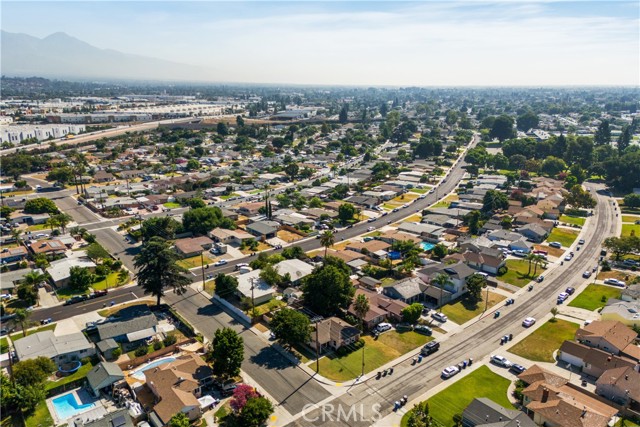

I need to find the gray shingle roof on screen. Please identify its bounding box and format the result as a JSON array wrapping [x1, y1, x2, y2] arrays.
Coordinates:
[[96, 313, 158, 341]]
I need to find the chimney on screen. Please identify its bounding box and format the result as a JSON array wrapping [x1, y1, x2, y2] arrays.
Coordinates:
[[542, 388, 549, 403]]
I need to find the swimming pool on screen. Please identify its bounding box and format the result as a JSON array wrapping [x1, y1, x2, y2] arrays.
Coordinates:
[[130, 356, 177, 380], [52, 391, 96, 421], [420, 242, 435, 251]]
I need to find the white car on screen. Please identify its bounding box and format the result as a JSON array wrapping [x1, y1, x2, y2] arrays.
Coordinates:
[[604, 278, 626, 287], [582, 271, 591, 278], [375, 323, 392, 333], [431, 312, 448, 322], [557, 292, 569, 303], [522, 317, 536, 327], [214, 259, 228, 267], [441, 366, 460, 378], [564, 255, 573, 261], [367, 226, 375, 231], [490, 355, 513, 367]]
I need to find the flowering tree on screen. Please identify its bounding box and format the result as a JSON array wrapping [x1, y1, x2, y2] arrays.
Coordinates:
[[230, 384, 259, 412]]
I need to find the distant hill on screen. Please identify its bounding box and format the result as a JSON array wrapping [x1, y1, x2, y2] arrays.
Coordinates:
[[1, 30, 214, 82]]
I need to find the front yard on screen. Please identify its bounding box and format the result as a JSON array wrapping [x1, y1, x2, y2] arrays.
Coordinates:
[[559, 215, 586, 227], [509, 319, 579, 362], [315, 331, 431, 382], [441, 291, 506, 325], [546, 228, 580, 247], [568, 284, 622, 311], [176, 253, 215, 269], [499, 259, 540, 288], [401, 366, 514, 427], [621, 223, 640, 237]]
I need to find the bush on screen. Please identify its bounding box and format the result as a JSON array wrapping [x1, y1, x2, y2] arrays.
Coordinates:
[[153, 340, 163, 351], [497, 265, 508, 276], [134, 346, 149, 357], [601, 260, 611, 272], [163, 334, 178, 347], [80, 357, 91, 365], [111, 348, 122, 359]]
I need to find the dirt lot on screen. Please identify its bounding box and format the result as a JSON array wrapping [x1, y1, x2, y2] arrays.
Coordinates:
[[596, 270, 637, 282], [534, 244, 564, 258], [277, 229, 304, 243]]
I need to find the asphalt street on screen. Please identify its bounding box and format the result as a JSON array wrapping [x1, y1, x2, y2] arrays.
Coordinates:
[[288, 183, 616, 426]]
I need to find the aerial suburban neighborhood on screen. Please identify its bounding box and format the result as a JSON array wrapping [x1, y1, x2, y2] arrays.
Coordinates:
[[1, 2, 639, 427]]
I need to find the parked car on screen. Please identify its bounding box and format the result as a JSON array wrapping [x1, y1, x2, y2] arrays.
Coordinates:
[[214, 259, 228, 267], [235, 263, 249, 271], [582, 271, 591, 278], [414, 325, 432, 335], [421, 341, 440, 355], [604, 278, 626, 287], [431, 312, 448, 323], [509, 364, 526, 374], [215, 379, 237, 397], [565, 287, 576, 295], [578, 239, 585, 245], [522, 317, 536, 327], [40, 318, 52, 325], [549, 242, 562, 248], [490, 355, 513, 367], [375, 323, 392, 333], [367, 226, 375, 231], [537, 275, 544, 283], [441, 366, 460, 378], [564, 254, 573, 261], [557, 292, 569, 303]]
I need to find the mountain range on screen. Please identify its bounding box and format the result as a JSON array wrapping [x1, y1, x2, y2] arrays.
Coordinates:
[[1, 31, 214, 82]]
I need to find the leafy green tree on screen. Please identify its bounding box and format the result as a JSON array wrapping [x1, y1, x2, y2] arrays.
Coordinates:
[[186, 159, 200, 171], [17, 384, 46, 414], [302, 264, 355, 316], [431, 243, 448, 259], [432, 273, 453, 308], [406, 400, 434, 427], [603, 236, 640, 261], [618, 125, 632, 152], [309, 197, 323, 208], [482, 190, 509, 212], [353, 293, 370, 331], [466, 274, 486, 303], [489, 115, 515, 142], [623, 193, 640, 208], [23, 270, 45, 287], [86, 242, 110, 263], [540, 156, 567, 177], [141, 216, 182, 241], [516, 111, 539, 131], [339, 106, 348, 124], [12, 357, 56, 386], [16, 283, 38, 306], [282, 246, 306, 260], [565, 184, 597, 209], [238, 396, 274, 427], [217, 122, 229, 136], [24, 198, 58, 214], [464, 210, 482, 235], [338, 203, 357, 223], [182, 207, 235, 235], [259, 264, 282, 287], [401, 303, 423, 324], [46, 166, 75, 184], [270, 308, 311, 348], [594, 120, 612, 146], [284, 163, 299, 181], [14, 308, 31, 337], [134, 237, 191, 305], [208, 327, 244, 378], [69, 266, 94, 292], [215, 273, 239, 299], [168, 413, 190, 427]]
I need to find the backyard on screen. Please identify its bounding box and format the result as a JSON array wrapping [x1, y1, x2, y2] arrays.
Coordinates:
[[315, 331, 431, 382], [441, 291, 506, 325], [401, 366, 514, 427], [0, 337, 8, 354], [45, 359, 95, 391], [568, 284, 622, 311], [162, 202, 181, 209], [559, 215, 586, 227], [499, 259, 541, 288], [621, 224, 640, 237], [546, 228, 580, 247], [509, 319, 579, 362]]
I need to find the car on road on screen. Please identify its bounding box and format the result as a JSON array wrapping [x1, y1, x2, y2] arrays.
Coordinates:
[[557, 292, 569, 303], [214, 259, 228, 267], [235, 263, 249, 271], [578, 239, 585, 245], [414, 325, 432, 335], [40, 318, 52, 325], [441, 366, 460, 378], [565, 287, 576, 295], [367, 217, 377, 223], [537, 275, 544, 283], [367, 226, 375, 232], [421, 341, 440, 355], [375, 323, 392, 333], [549, 242, 562, 249], [522, 317, 536, 327], [604, 278, 626, 287], [392, 208, 400, 212], [490, 355, 513, 367], [509, 364, 526, 374], [582, 271, 591, 278], [431, 312, 448, 323], [564, 254, 573, 261]]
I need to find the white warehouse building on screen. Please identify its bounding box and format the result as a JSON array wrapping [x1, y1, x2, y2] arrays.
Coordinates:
[[0, 124, 86, 144]]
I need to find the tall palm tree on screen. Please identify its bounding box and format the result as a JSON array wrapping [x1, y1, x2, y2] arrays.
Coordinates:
[[525, 252, 536, 276], [353, 293, 370, 377], [320, 230, 335, 260], [432, 273, 453, 309], [532, 254, 545, 276], [54, 213, 73, 234], [24, 270, 46, 287], [14, 308, 31, 337], [46, 216, 59, 233], [10, 228, 23, 245]]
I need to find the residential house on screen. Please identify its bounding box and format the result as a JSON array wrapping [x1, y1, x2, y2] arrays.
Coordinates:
[[417, 261, 477, 303], [518, 365, 618, 427], [96, 308, 159, 347], [96, 339, 120, 361], [377, 230, 422, 245], [0, 267, 42, 292], [145, 353, 215, 426], [30, 239, 67, 257], [595, 366, 640, 410], [86, 362, 125, 397], [174, 236, 214, 258], [456, 246, 506, 275], [310, 317, 361, 352], [621, 285, 640, 302], [236, 269, 274, 305], [487, 230, 523, 242], [348, 288, 407, 329], [397, 222, 446, 243], [0, 246, 29, 264], [462, 398, 536, 427], [358, 276, 381, 290], [237, 202, 264, 216], [46, 256, 97, 287], [320, 249, 367, 264], [94, 170, 116, 182], [13, 330, 95, 363], [517, 223, 549, 243], [209, 228, 254, 245], [557, 340, 636, 378], [275, 213, 315, 228], [382, 277, 427, 304], [344, 195, 380, 209], [73, 408, 134, 427], [600, 300, 640, 328], [274, 259, 314, 286], [245, 220, 280, 240], [575, 320, 638, 356], [346, 240, 391, 258]]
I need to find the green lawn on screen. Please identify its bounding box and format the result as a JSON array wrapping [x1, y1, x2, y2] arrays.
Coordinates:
[[24, 399, 53, 427], [219, 193, 240, 200], [621, 215, 640, 223], [380, 277, 396, 287], [546, 228, 580, 247], [10, 324, 56, 342], [621, 224, 640, 237], [247, 299, 286, 316], [162, 202, 181, 208], [176, 254, 215, 269], [204, 279, 216, 295], [509, 319, 579, 362], [499, 259, 540, 288], [401, 366, 514, 427], [560, 215, 586, 227], [45, 360, 94, 391], [55, 287, 90, 300], [568, 284, 622, 311], [91, 272, 123, 291], [441, 292, 506, 325], [316, 331, 431, 382], [410, 188, 430, 194], [0, 337, 8, 354], [430, 201, 450, 208]]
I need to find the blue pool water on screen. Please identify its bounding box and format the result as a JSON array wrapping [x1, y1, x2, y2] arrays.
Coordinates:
[[130, 356, 177, 380], [52, 391, 96, 420], [420, 242, 435, 251]]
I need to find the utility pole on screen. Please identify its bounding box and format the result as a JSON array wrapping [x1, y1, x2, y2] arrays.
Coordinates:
[[200, 252, 206, 292], [249, 277, 256, 317], [315, 320, 320, 374], [484, 284, 490, 312]]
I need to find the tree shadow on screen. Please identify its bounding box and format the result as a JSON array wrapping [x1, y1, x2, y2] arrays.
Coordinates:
[[249, 346, 292, 370]]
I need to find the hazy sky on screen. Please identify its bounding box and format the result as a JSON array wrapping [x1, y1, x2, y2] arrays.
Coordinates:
[[2, 1, 639, 86]]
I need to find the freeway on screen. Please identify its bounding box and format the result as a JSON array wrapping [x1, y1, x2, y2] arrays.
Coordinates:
[[288, 182, 617, 426]]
